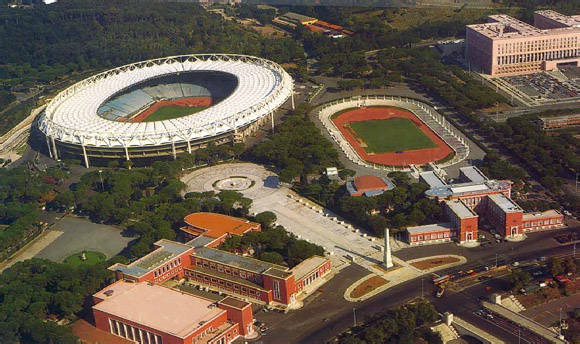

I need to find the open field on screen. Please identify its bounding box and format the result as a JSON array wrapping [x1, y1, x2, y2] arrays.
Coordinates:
[[349, 117, 437, 153], [63, 251, 106, 267], [410, 256, 460, 270], [331, 106, 453, 166], [349, 275, 388, 298], [142, 105, 205, 122]]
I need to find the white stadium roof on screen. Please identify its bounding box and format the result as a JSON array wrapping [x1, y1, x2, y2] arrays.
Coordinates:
[[38, 54, 293, 149]]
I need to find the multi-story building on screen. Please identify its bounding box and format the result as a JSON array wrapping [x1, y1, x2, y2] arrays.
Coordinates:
[[406, 223, 455, 246], [109, 214, 332, 308], [411, 166, 565, 245], [537, 113, 580, 130], [180, 212, 261, 246], [92, 280, 254, 344], [466, 10, 580, 76]]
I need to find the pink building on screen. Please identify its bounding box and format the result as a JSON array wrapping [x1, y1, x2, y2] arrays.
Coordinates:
[[466, 10, 580, 76]]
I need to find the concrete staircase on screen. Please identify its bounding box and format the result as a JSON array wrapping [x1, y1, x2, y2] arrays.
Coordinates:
[[501, 295, 526, 313]]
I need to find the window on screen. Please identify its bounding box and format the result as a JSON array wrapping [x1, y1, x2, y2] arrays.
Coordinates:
[[273, 280, 281, 300]]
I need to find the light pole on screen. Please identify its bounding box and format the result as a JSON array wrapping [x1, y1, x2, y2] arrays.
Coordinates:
[[421, 278, 424, 299], [353, 308, 357, 327], [98, 170, 104, 191]]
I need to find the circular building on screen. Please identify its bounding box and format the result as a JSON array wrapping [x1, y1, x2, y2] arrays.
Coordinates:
[[37, 54, 294, 166]]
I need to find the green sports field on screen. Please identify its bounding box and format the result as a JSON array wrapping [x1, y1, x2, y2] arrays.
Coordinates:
[[349, 118, 437, 153], [142, 105, 206, 122]]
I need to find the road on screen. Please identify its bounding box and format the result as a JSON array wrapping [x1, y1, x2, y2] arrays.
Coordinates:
[[255, 233, 578, 344]]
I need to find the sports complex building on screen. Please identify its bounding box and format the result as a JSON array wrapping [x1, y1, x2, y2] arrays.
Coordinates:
[[407, 166, 564, 246], [36, 54, 294, 167], [108, 213, 332, 308]]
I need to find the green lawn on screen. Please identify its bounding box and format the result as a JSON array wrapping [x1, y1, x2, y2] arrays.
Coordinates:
[[349, 117, 437, 153], [142, 105, 206, 122], [63, 251, 106, 267]]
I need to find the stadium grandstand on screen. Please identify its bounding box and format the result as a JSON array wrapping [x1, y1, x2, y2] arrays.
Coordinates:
[[36, 54, 294, 167]]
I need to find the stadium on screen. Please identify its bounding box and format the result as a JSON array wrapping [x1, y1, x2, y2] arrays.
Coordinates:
[[319, 95, 470, 171], [37, 54, 294, 167]]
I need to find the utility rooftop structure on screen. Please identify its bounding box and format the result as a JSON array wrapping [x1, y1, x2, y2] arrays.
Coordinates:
[[466, 10, 580, 76], [37, 54, 294, 166]]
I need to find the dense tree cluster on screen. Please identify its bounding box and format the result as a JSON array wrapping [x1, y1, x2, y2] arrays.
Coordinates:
[[300, 172, 442, 237], [237, 4, 276, 24], [0, 167, 68, 261], [338, 301, 441, 344], [221, 212, 324, 268], [482, 117, 579, 191], [249, 104, 341, 183], [0, 259, 112, 344]]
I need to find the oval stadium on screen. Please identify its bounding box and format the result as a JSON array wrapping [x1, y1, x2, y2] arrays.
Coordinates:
[[37, 54, 294, 166]]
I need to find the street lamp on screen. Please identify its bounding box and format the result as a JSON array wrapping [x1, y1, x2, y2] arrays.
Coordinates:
[[98, 170, 104, 191]]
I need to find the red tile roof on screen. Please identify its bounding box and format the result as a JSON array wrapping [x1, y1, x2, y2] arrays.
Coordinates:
[[183, 212, 260, 239], [354, 175, 388, 192]]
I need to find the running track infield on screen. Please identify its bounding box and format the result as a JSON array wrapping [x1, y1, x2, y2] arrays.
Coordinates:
[[332, 107, 454, 166]]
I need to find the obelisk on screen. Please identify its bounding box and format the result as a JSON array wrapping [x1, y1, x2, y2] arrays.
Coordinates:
[[384, 228, 393, 268]]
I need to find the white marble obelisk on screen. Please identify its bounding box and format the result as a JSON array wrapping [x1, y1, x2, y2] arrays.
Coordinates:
[[384, 228, 393, 268]]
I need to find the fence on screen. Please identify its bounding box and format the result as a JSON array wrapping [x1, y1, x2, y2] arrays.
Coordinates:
[[318, 95, 470, 172]]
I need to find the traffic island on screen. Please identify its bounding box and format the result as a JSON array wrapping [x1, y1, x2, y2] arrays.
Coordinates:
[[407, 255, 466, 273], [344, 273, 389, 302]]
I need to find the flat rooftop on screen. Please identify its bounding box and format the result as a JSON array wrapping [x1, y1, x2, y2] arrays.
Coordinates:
[[186, 235, 217, 248], [426, 179, 512, 199], [522, 209, 563, 221], [446, 200, 478, 219], [195, 247, 288, 275], [109, 239, 193, 278], [536, 10, 580, 28], [487, 193, 522, 213], [467, 12, 580, 39], [407, 223, 452, 235], [291, 255, 328, 281], [183, 212, 259, 239], [419, 171, 447, 189], [459, 166, 488, 183], [93, 281, 224, 339]]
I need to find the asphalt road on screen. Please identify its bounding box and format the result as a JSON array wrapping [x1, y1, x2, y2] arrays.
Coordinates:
[[255, 230, 579, 344]]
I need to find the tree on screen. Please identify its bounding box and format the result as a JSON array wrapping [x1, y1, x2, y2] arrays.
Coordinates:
[[508, 269, 532, 290], [260, 251, 284, 265], [255, 211, 277, 228]]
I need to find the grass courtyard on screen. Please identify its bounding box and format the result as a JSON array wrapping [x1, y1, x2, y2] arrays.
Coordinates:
[[63, 251, 106, 267], [142, 105, 206, 122], [349, 117, 437, 153]]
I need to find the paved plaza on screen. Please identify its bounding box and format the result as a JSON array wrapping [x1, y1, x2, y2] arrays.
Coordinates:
[[181, 163, 442, 293]]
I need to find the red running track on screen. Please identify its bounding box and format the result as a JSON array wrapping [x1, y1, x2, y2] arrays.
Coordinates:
[[331, 106, 453, 166], [129, 97, 213, 123]]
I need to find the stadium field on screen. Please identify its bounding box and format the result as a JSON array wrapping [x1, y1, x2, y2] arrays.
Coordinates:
[[349, 117, 437, 153], [141, 105, 206, 122]]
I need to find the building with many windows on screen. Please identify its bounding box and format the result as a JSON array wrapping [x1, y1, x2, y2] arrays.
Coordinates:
[[92, 280, 254, 344], [410, 166, 565, 245], [466, 10, 580, 76], [109, 214, 332, 308]]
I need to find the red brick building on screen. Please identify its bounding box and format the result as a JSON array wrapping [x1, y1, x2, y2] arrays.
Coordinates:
[[92, 280, 254, 344], [109, 214, 332, 308], [412, 167, 565, 245]]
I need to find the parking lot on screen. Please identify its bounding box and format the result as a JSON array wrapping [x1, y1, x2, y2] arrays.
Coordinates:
[[494, 68, 580, 106]]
